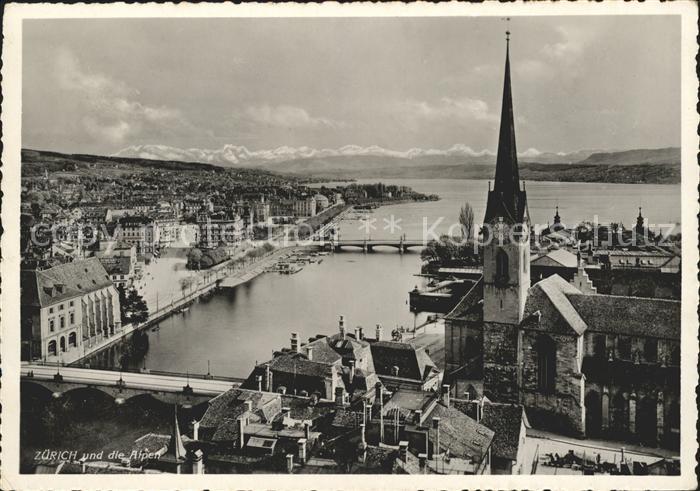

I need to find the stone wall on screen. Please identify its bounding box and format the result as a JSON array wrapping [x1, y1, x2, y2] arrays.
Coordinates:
[[519, 329, 585, 436], [483, 322, 519, 403]]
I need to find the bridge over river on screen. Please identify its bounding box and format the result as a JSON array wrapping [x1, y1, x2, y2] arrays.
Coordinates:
[[323, 238, 425, 253], [21, 363, 242, 406]]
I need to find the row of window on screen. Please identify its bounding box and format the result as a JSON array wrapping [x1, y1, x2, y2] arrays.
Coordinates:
[[591, 334, 679, 365], [49, 311, 76, 332], [46, 332, 78, 355], [48, 300, 74, 314]]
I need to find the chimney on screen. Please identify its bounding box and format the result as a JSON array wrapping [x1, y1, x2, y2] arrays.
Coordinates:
[[307, 346, 313, 361], [432, 417, 441, 458], [278, 386, 287, 395], [244, 400, 253, 413], [349, 360, 356, 385], [282, 406, 291, 419], [256, 375, 263, 392], [360, 423, 366, 445], [375, 323, 383, 341], [414, 409, 423, 425], [286, 453, 294, 473], [358, 326, 364, 340], [290, 332, 299, 353], [335, 387, 345, 406], [192, 449, 204, 474], [339, 315, 346, 338], [374, 382, 383, 404], [392, 365, 400, 377], [237, 417, 245, 449], [418, 453, 427, 471], [297, 438, 307, 462], [354, 326, 361, 340], [192, 419, 200, 440], [265, 364, 272, 392], [398, 441, 409, 463], [442, 384, 451, 407], [304, 421, 311, 440]]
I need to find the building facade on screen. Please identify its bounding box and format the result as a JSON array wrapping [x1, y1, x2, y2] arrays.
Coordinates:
[[21, 257, 122, 363]]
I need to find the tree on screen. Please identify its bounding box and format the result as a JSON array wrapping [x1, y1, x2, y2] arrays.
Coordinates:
[[187, 248, 203, 270], [117, 285, 150, 325], [459, 202, 475, 241]]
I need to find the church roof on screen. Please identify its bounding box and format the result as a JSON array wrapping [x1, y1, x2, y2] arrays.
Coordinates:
[[526, 274, 587, 335], [531, 249, 578, 269], [525, 274, 680, 340], [566, 293, 680, 339], [484, 37, 529, 225]]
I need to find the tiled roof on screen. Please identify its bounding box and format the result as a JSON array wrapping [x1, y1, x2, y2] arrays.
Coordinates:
[[428, 403, 494, 463], [370, 341, 437, 382], [480, 403, 525, 461], [268, 353, 335, 379], [304, 337, 343, 364], [99, 256, 132, 276], [531, 249, 578, 268], [200, 388, 279, 431], [22, 258, 114, 308], [445, 277, 483, 321], [566, 293, 680, 339], [525, 274, 587, 335]]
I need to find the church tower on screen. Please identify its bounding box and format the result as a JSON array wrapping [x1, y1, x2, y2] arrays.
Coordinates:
[[482, 32, 530, 402]]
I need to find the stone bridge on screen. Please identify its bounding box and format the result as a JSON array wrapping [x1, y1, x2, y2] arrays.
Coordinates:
[[21, 364, 242, 406], [325, 238, 425, 253]]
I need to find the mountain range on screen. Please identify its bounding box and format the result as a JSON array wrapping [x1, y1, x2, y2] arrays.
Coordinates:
[[112, 144, 681, 184]]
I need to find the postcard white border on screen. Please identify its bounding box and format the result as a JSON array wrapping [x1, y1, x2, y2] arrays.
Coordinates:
[[2, 2, 698, 490]]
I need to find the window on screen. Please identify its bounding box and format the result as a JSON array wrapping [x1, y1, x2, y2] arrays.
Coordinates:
[[59, 304, 64, 311], [593, 334, 606, 358], [48, 340, 57, 356], [644, 338, 658, 363], [670, 345, 680, 366], [68, 332, 77, 348], [69, 312, 75, 325], [49, 319, 55, 332], [60, 316, 65, 329], [59, 336, 66, 352], [69, 300, 74, 307], [617, 336, 632, 360], [49, 307, 54, 314], [496, 249, 509, 285], [536, 335, 557, 394]]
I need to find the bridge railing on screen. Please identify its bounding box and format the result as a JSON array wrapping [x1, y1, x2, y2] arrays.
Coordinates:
[[26, 360, 245, 384]]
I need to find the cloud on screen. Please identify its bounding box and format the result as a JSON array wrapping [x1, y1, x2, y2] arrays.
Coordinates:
[[400, 97, 498, 125], [541, 26, 591, 62], [54, 48, 192, 145], [244, 104, 345, 129]]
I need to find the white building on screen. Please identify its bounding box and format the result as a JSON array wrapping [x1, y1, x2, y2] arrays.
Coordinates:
[[21, 258, 122, 363]]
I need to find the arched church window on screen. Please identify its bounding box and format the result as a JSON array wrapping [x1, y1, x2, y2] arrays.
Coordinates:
[[670, 345, 680, 366], [593, 335, 606, 358], [644, 338, 658, 363], [617, 336, 632, 360], [536, 335, 556, 394], [496, 249, 509, 285]]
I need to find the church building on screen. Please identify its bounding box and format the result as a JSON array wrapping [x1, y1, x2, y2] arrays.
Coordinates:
[[444, 34, 681, 448]]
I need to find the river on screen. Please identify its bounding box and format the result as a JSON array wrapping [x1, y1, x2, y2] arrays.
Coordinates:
[[89, 179, 680, 379]]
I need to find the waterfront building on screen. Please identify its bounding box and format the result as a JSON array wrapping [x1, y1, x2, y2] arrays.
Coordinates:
[[312, 193, 330, 212], [98, 256, 134, 288], [115, 215, 159, 255], [293, 197, 317, 218], [20, 257, 122, 362], [197, 215, 245, 250], [444, 36, 681, 448]]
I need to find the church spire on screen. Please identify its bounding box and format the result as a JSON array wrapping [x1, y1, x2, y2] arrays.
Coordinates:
[[484, 32, 528, 225], [167, 405, 187, 460]]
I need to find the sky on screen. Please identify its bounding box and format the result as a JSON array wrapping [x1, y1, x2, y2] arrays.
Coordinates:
[[22, 15, 681, 156]]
